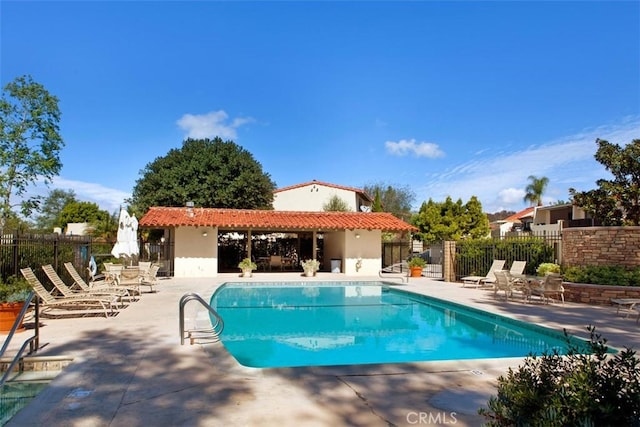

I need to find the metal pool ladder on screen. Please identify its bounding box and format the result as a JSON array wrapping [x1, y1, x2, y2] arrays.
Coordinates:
[[179, 293, 224, 345]]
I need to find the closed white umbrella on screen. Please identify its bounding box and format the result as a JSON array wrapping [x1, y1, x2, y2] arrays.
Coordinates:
[[111, 209, 131, 258], [129, 214, 139, 257]]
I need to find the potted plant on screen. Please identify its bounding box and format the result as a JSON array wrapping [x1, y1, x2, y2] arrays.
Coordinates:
[[301, 259, 320, 277], [237, 258, 257, 277], [0, 275, 32, 332], [408, 257, 426, 277]]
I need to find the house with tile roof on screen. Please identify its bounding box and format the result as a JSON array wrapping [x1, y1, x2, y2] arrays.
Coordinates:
[[491, 207, 535, 237], [139, 183, 416, 278]]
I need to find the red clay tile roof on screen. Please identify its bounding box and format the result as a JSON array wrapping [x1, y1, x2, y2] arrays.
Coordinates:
[[139, 207, 417, 232], [274, 180, 373, 202], [502, 207, 535, 223]]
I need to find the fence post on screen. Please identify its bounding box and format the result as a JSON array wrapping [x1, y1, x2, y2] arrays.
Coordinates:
[[443, 241, 456, 282], [12, 233, 19, 277]]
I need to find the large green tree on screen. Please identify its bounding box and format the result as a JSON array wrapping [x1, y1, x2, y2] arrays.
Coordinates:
[[363, 182, 415, 220], [523, 175, 549, 206], [411, 196, 489, 242], [34, 189, 77, 231], [58, 201, 109, 228], [0, 75, 64, 232], [570, 138, 640, 225], [130, 137, 276, 211]]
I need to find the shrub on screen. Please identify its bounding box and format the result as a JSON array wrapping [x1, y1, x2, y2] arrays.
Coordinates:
[[479, 326, 640, 426], [536, 262, 561, 276], [563, 265, 640, 287]]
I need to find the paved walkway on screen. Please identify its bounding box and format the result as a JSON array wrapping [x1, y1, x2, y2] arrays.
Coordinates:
[[3, 273, 639, 426]]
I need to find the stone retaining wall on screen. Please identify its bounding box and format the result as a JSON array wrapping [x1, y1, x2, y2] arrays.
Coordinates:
[[564, 282, 640, 305], [563, 226, 640, 268]]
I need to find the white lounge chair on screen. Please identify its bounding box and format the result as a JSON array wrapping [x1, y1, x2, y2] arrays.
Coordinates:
[[462, 260, 506, 287], [610, 298, 640, 318], [21, 267, 118, 318], [509, 260, 527, 276]]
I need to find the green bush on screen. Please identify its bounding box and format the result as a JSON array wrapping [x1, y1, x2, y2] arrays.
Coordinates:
[[479, 326, 640, 426], [563, 265, 640, 287], [536, 262, 561, 276]]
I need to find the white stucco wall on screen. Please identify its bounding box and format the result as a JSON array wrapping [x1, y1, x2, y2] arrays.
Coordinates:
[[344, 229, 382, 275], [320, 229, 381, 275], [173, 226, 218, 278], [273, 184, 359, 211]]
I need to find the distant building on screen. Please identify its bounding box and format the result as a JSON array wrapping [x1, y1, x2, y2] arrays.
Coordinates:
[[491, 207, 535, 237], [64, 222, 93, 236]]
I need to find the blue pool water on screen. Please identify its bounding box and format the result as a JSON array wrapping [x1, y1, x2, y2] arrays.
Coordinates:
[[210, 282, 591, 368]]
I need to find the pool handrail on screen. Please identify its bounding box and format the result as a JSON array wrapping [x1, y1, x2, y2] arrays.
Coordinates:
[[179, 293, 224, 345], [0, 291, 40, 386]]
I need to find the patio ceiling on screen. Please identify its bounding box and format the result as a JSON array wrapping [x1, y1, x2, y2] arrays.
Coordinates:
[[139, 207, 417, 232]]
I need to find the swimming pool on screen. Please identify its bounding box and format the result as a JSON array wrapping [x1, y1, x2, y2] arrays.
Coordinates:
[[210, 282, 591, 368]]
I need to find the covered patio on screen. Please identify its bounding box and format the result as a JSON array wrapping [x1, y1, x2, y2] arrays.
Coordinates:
[[139, 207, 417, 278]]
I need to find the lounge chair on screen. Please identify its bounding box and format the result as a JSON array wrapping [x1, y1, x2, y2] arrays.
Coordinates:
[[528, 273, 565, 304], [20, 267, 118, 318], [461, 260, 506, 287], [509, 261, 527, 277], [610, 298, 640, 318], [42, 264, 130, 308]]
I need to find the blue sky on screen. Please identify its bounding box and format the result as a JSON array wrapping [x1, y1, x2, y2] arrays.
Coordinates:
[[2, 1, 639, 215]]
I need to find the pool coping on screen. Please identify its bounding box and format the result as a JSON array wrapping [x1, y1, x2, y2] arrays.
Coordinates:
[[3, 273, 639, 426]]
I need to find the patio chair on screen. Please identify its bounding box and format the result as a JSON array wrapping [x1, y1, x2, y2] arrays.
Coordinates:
[[42, 264, 131, 308], [20, 267, 118, 318], [139, 264, 160, 293], [138, 261, 152, 276], [528, 273, 565, 304], [269, 255, 283, 271], [461, 260, 506, 287]]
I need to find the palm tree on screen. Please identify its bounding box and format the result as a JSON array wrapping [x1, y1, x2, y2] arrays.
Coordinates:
[[524, 175, 549, 206]]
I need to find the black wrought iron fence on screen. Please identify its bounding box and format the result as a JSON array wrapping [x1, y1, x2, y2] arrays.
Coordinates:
[[0, 232, 92, 282], [381, 241, 412, 268], [455, 232, 561, 280]]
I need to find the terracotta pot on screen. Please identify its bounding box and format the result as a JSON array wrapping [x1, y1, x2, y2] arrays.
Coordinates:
[[410, 266, 423, 277], [0, 302, 26, 332]]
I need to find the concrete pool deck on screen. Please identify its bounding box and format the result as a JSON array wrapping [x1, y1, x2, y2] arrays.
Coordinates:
[[3, 273, 640, 426]]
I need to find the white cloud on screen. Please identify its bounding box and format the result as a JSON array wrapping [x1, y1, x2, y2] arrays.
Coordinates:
[[51, 178, 130, 213], [412, 116, 640, 213], [176, 110, 255, 140], [385, 139, 445, 158], [498, 188, 525, 205]]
